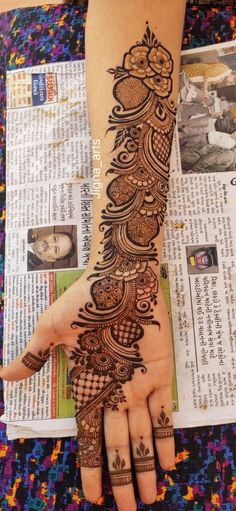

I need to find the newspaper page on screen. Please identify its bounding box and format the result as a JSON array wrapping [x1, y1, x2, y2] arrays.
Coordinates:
[[2, 61, 92, 438], [1, 42, 236, 439]]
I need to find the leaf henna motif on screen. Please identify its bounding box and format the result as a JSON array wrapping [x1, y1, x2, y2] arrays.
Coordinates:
[[109, 451, 132, 487], [153, 406, 174, 439], [134, 437, 155, 473], [22, 344, 54, 372], [71, 24, 176, 468]]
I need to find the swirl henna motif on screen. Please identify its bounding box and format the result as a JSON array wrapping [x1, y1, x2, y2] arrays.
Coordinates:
[[68, 24, 176, 469], [21, 24, 176, 471]]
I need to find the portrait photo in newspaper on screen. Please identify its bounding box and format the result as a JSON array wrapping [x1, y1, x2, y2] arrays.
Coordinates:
[[2, 45, 235, 440], [186, 244, 219, 274], [27, 225, 78, 271], [178, 42, 236, 174]]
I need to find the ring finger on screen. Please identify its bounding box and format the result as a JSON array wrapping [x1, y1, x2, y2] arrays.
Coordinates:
[[148, 384, 175, 471]]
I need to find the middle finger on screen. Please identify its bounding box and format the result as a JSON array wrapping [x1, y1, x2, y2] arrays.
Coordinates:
[[104, 408, 136, 511], [128, 402, 157, 505]]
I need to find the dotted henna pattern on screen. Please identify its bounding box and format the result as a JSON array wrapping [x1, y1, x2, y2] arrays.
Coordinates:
[[69, 23, 176, 469], [22, 24, 176, 471]]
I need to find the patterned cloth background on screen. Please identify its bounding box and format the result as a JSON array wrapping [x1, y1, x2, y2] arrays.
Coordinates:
[[0, 2, 235, 510]]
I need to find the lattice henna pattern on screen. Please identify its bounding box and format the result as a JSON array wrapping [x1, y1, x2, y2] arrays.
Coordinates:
[[68, 23, 176, 467], [21, 24, 176, 469]]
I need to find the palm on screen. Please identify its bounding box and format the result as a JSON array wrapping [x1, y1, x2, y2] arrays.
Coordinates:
[[31, 271, 174, 471], [42, 270, 173, 399], [0, 19, 180, 510]]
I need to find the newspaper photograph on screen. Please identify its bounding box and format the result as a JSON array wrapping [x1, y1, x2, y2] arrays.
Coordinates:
[[1, 42, 235, 439]]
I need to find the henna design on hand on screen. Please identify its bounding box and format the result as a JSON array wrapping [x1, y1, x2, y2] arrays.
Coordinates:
[[153, 406, 174, 439], [133, 437, 155, 473], [71, 24, 175, 468], [22, 343, 54, 372], [109, 451, 132, 487]]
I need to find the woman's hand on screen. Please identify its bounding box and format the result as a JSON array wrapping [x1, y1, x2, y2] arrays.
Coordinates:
[[1, 3, 186, 509], [0, 266, 175, 510]]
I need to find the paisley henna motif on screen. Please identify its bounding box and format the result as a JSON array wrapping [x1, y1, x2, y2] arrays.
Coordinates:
[[68, 24, 176, 467], [20, 24, 176, 472]]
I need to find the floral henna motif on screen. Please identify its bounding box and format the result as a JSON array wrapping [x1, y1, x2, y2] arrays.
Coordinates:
[[133, 437, 155, 473], [22, 344, 54, 372], [68, 24, 176, 467], [153, 406, 174, 439], [109, 451, 132, 487]]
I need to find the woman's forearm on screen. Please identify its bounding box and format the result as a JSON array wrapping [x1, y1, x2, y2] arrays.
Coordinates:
[[0, 3, 187, 507], [85, 0, 186, 270]]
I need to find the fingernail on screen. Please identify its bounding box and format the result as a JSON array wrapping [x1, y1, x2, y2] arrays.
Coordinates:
[[93, 496, 104, 506], [167, 463, 176, 471]]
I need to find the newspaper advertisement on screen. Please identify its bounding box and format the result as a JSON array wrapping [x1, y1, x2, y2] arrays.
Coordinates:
[[1, 42, 236, 439]]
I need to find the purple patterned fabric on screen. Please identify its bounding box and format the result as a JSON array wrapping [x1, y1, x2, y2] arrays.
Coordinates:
[[0, 3, 235, 510]]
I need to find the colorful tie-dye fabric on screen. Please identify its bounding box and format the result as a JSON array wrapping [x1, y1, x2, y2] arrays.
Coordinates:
[[0, 3, 235, 510]]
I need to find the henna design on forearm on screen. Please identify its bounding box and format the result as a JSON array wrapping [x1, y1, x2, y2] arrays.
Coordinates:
[[153, 406, 174, 439], [22, 343, 54, 372], [109, 451, 132, 487], [71, 24, 175, 468], [133, 437, 155, 473]]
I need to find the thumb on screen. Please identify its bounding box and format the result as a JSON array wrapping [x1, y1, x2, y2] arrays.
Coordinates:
[[0, 317, 59, 381]]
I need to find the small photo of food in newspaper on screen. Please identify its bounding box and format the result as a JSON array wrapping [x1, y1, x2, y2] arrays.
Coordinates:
[[27, 225, 77, 272], [178, 42, 236, 174], [186, 244, 219, 274]]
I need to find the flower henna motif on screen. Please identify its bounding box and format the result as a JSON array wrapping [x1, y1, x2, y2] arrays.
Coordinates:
[[69, 24, 176, 469], [80, 331, 102, 354], [148, 46, 173, 77], [123, 43, 173, 85], [144, 75, 172, 98], [123, 45, 155, 78], [21, 25, 175, 473]]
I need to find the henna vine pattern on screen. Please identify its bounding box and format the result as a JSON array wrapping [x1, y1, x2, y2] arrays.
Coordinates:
[[69, 23, 176, 468], [20, 24, 176, 470]]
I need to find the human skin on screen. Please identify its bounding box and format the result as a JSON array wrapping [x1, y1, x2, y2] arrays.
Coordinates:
[[0, 0, 65, 12], [0, 1, 186, 510], [33, 233, 73, 261]]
